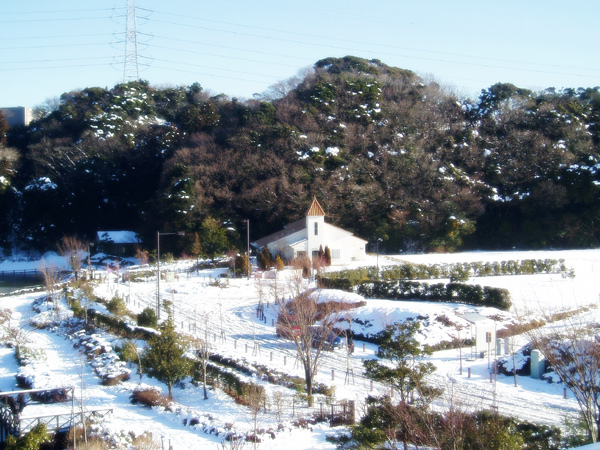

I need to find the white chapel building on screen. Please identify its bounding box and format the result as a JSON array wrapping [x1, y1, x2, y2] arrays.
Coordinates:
[[252, 197, 367, 265]]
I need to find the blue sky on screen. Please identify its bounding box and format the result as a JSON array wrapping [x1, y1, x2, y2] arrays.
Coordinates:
[[1, 1, 599, 108]]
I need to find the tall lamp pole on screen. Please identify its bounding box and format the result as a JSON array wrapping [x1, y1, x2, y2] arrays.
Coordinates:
[[156, 231, 185, 320], [246, 219, 250, 280], [376, 237, 383, 278]]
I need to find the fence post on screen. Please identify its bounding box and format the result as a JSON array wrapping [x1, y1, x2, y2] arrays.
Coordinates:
[[468, 367, 471, 378], [363, 343, 366, 352], [370, 380, 373, 392], [332, 369, 335, 380], [270, 352, 273, 361]]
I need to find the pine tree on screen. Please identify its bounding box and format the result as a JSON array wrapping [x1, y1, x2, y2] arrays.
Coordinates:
[[324, 245, 332, 266], [257, 246, 274, 270], [274, 254, 285, 271], [143, 319, 194, 399]]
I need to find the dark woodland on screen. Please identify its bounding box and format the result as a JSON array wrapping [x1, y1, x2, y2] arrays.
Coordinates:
[[1, 56, 599, 255]]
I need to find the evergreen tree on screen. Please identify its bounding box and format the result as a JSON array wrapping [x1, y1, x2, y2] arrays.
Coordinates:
[[142, 319, 194, 399], [324, 245, 332, 266], [274, 254, 285, 270], [364, 321, 441, 405], [257, 246, 274, 270], [199, 216, 230, 263]]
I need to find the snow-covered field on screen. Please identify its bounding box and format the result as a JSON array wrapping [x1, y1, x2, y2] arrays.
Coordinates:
[[1, 249, 600, 449]]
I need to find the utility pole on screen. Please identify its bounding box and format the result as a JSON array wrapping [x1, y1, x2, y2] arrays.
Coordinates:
[[246, 219, 250, 280]]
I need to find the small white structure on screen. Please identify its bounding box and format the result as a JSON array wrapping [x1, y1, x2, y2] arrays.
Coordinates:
[[252, 197, 367, 265], [459, 312, 496, 358]]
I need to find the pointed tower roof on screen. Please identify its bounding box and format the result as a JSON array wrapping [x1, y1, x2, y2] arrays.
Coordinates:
[[306, 196, 325, 216]]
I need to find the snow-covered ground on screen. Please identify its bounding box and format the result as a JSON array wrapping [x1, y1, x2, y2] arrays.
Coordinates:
[[1, 249, 600, 449]]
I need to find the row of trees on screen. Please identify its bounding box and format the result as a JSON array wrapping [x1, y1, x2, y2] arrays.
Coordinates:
[[2, 57, 599, 254]]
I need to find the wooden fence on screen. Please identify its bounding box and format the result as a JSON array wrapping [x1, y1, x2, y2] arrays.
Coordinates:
[[0, 388, 112, 443]]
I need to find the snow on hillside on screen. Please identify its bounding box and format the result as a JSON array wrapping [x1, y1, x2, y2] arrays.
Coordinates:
[[1, 249, 599, 449]]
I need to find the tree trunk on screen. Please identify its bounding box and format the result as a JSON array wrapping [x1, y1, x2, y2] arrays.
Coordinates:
[[305, 367, 314, 406], [203, 366, 208, 400], [168, 383, 173, 400]]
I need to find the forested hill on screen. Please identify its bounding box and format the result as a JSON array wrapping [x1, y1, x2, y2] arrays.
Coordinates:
[[1, 56, 599, 254]]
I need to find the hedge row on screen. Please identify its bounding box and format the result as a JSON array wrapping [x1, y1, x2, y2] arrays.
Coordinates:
[[320, 258, 570, 287], [381, 258, 570, 281], [356, 280, 512, 310]]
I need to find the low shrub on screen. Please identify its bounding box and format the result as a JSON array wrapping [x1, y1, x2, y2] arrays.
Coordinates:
[[130, 388, 170, 408], [29, 388, 69, 403], [101, 371, 130, 386], [107, 295, 127, 317], [5, 423, 49, 450], [137, 307, 158, 328]]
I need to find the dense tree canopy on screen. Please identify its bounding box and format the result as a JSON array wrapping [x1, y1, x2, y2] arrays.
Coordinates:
[[2, 57, 599, 254]]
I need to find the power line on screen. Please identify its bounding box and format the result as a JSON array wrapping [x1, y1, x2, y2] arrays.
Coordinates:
[[140, 32, 312, 63], [0, 8, 119, 15], [147, 57, 281, 81], [0, 56, 114, 65], [148, 43, 305, 69], [0, 15, 114, 24], [0, 62, 115, 72], [145, 9, 600, 74], [0, 33, 113, 41]]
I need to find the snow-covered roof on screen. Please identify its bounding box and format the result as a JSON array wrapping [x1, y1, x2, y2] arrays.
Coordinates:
[[458, 312, 495, 325], [96, 231, 141, 244]]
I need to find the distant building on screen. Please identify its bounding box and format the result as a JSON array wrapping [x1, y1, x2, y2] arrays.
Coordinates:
[[252, 197, 367, 265], [0, 107, 34, 128], [96, 231, 142, 257]]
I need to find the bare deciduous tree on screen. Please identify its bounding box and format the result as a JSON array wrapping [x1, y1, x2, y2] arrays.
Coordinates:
[[528, 318, 600, 442], [57, 235, 86, 280], [190, 335, 211, 400], [121, 340, 144, 384], [244, 384, 266, 450], [0, 308, 30, 354], [38, 259, 61, 319], [275, 288, 342, 405]]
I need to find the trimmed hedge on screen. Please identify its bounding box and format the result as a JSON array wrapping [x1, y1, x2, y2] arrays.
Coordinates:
[[320, 258, 571, 288], [357, 280, 512, 310]]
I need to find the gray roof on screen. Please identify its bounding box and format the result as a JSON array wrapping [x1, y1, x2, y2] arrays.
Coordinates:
[[252, 218, 305, 248]]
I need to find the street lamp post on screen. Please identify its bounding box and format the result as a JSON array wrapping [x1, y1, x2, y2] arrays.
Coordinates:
[[246, 219, 250, 280], [156, 231, 185, 320], [376, 238, 383, 278]]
